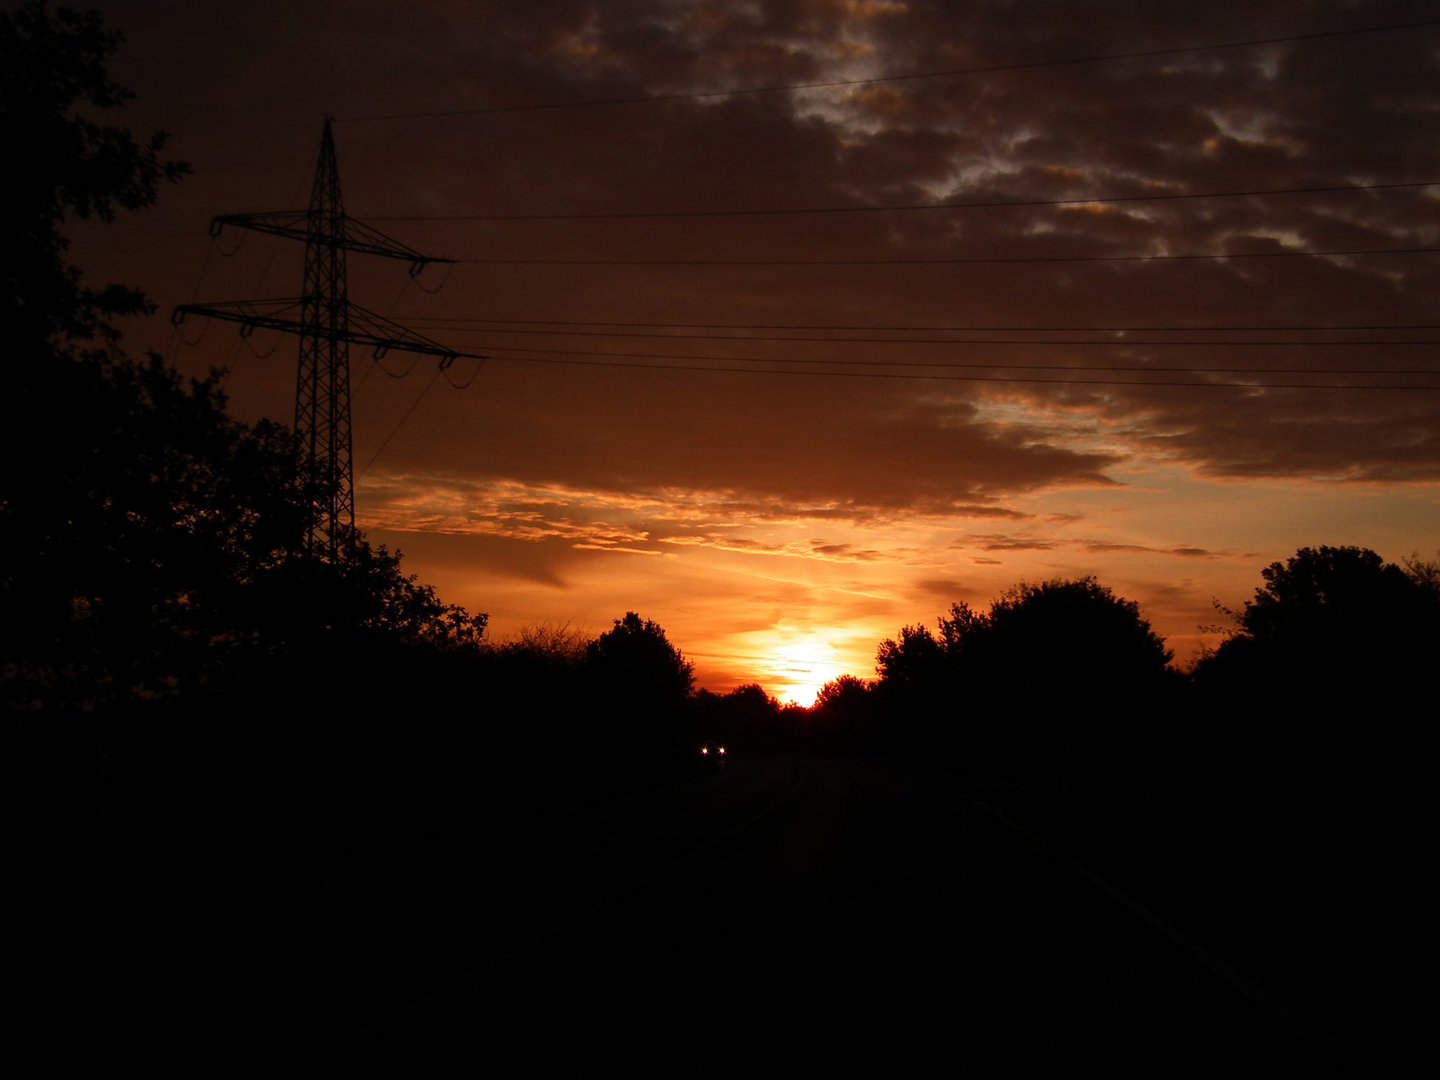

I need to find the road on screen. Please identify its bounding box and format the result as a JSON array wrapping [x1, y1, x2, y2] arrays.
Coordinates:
[[10, 754, 1387, 1074]]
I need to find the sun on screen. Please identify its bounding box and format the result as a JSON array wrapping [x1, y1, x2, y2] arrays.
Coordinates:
[[770, 638, 849, 708]]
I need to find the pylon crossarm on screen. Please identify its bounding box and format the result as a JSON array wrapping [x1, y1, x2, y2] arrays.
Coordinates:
[[172, 299, 459, 363], [210, 211, 307, 242], [208, 212, 453, 267], [172, 299, 303, 334], [348, 303, 460, 362], [344, 216, 455, 267]]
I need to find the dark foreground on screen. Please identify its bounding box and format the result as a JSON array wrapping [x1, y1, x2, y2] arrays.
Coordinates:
[[7, 753, 1431, 1076]]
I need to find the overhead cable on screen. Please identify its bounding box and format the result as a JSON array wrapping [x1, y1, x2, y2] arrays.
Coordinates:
[[410, 318, 1440, 333], [467, 341, 1440, 375], [442, 349, 1439, 391], [409, 325, 1440, 347], [337, 19, 1440, 121], [452, 245, 1440, 267], [365, 180, 1439, 223]]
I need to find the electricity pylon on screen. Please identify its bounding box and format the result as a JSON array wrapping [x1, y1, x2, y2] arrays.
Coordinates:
[[174, 118, 458, 561]]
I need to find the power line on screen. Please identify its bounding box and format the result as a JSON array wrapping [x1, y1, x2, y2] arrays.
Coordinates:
[[410, 317, 1440, 333], [452, 246, 1440, 267], [408, 324, 1440, 347], [466, 341, 1440, 375], [366, 180, 1439, 223], [337, 19, 1440, 122], [357, 365, 444, 479], [444, 349, 1439, 391]]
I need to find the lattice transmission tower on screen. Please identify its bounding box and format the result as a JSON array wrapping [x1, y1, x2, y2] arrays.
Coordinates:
[[174, 118, 459, 561]]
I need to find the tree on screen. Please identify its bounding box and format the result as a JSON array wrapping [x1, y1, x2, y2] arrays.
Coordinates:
[[1192, 546, 1440, 819], [1, 356, 311, 709], [1199, 545, 1439, 694], [874, 623, 945, 687], [1, 1, 187, 350], [809, 674, 875, 750], [585, 612, 695, 705], [583, 612, 695, 751], [814, 674, 872, 712], [872, 577, 1175, 761], [1237, 545, 1429, 650], [969, 577, 1176, 762], [1402, 552, 1440, 603], [981, 577, 1173, 687], [2, 2, 207, 710], [937, 600, 988, 657]]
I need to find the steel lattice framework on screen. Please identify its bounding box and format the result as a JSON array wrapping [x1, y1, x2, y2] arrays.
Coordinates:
[[175, 119, 458, 560], [300, 122, 351, 557]]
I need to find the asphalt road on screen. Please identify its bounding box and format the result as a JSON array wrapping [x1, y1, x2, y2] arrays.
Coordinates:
[[353, 755, 1368, 1076], [10, 753, 1388, 1074]]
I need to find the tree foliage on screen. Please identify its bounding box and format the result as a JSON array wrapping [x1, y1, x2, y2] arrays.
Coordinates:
[[980, 577, 1173, 687], [1237, 545, 1430, 649], [586, 612, 695, 704], [1, 0, 188, 349], [869, 576, 1174, 761], [1191, 546, 1440, 815], [1198, 545, 1440, 691], [814, 674, 872, 712], [874, 623, 945, 688], [2, 356, 305, 708]]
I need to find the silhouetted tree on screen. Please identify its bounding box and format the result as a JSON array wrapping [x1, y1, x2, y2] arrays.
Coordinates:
[[475, 622, 591, 755], [970, 577, 1175, 763], [1239, 546, 1424, 646], [981, 577, 1172, 685], [1402, 552, 1440, 603], [1198, 545, 1438, 696], [814, 674, 872, 712], [937, 600, 988, 658], [587, 613, 694, 698], [873, 578, 1175, 762], [811, 674, 875, 751], [585, 613, 695, 748], [1, 1, 187, 350], [718, 683, 785, 749], [2, 357, 309, 710], [875, 623, 945, 688], [503, 621, 590, 663], [1193, 546, 1440, 820], [873, 622, 953, 749]]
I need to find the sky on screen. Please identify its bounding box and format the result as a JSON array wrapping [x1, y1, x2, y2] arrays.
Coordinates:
[[62, 0, 1440, 704]]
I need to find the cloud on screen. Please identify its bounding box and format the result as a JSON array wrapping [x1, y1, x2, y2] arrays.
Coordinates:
[[84, 0, 1440, 690], [960, 534, 1062, 552], [1080, 541, 1219, 559]]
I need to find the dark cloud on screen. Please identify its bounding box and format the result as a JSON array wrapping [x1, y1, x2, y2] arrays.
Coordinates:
[[915, 577, 970, 596], [1081, 542, 1219, 558], [961, 534, 1062, 552]]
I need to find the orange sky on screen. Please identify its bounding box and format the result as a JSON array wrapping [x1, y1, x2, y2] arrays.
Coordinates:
[[77, 0, 1440, 704]]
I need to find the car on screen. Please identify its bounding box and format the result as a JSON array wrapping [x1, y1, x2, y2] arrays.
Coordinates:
[[698, 743, 728, 764]]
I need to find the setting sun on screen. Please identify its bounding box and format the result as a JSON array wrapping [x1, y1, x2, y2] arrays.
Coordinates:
[[767, 637, 850, 707]]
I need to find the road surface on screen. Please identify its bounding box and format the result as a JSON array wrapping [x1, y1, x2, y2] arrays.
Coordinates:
[[10, 754, 1393, 1074]]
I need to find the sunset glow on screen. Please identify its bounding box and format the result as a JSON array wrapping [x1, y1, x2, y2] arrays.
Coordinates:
[[85, 1, 1439, 699], [768, 636, 852, 707]]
